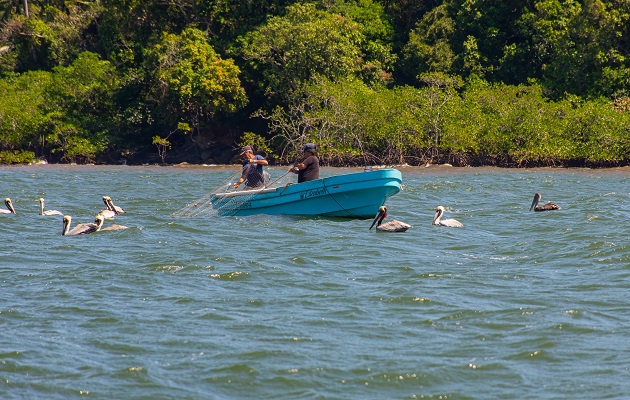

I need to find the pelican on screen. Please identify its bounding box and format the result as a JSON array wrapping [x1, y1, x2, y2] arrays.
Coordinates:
[[39, 198, 62, 216], [62, 215, 100, 236], [432, 206, 463, 227], [94, 215, 129, 231], [103, 196, 125, 214], [530, 193, 560, 211], [369, 206, 412, 232], [98, 197, 118, 219], [1, 198, 16, 214], [98, 207, 117, 220]]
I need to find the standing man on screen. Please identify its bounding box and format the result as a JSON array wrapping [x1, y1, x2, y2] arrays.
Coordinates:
[[234, 145, 269, 189], [289, 143, 320, 183]]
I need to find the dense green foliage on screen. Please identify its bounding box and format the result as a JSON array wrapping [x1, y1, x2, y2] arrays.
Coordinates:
[[0, 0, 628, 166]]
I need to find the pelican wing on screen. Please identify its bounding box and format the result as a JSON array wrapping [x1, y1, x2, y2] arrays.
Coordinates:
[[531, 193, 560, 211], [534, 202, 561, 211], [43, 210, 63, 216], [370, 206, 411, 232], [433, 206, 463, 227], [101, 224, 129, 231], [66, 223, 99, 235], [40, 198, 62, 216], [438, 218, 463, 228], [111, 203, 125, 214], [98, 209, 116, 219], [63, 215, 99, 236], [376, 219, 412, 232]]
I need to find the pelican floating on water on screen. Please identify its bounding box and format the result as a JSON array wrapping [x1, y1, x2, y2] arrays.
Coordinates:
[[530, 193, 561, 212], [432, 206, 463, 227], [94, 214, 129, 231], [369, 206, 412, 232], [1, 198, 16, 214], [62, 215, 100, 236], [98, 196, 118, 219], [103, 196, 125, 214], [39, 198, 62, 216], [98, 207, 117, 220]]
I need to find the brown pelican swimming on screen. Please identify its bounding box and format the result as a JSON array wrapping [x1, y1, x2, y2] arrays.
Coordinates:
[[1, 198, 16, 214], [94, 215, 129, 231], [98, 197, 119, 219], [103, 196, 125, 214], [530, 193, 561, 211], [432, 206, 463, 227], [98, 207, 117, 220], [39, 198, 62, 216], [369, 206, 412, 232], [62, 215, 100, 236]]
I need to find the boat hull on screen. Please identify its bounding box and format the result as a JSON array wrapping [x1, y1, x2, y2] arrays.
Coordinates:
[[211, 169, 402, 218]]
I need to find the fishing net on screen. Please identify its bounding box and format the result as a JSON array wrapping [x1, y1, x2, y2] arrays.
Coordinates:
[[171, 166, 295, 218]]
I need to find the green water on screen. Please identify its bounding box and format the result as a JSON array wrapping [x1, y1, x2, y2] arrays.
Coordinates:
[[1, 165, 629, 399]]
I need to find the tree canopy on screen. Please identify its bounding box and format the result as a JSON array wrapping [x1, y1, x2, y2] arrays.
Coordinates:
[[0, 0, 628, 166]]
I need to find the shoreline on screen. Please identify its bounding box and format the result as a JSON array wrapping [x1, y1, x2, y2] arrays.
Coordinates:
[[3, 161, 630, 172]]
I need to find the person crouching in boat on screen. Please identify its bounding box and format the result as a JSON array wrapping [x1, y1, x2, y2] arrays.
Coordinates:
[[234, 145, 269, 190], [289, 143, 320, 183]]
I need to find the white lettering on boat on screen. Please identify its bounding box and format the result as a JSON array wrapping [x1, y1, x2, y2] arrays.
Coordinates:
[[300, 188, 328, 200]]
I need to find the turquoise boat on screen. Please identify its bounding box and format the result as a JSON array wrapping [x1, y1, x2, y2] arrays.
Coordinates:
[[210, 168, 402, 218]]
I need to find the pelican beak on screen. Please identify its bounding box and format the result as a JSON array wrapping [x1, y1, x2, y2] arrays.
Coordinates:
[[369, 208, 385, 230], [6, 200, 15, 214], [107, 198, 115, 214]]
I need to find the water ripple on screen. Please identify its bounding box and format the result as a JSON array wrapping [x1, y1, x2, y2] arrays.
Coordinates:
[[2, 165, 630, 399]]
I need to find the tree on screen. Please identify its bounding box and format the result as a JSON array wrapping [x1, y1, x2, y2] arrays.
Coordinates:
[[0, 0, 28, 21], [401, 4, 456, 83], [44, 51, 120, 162], [0, 70, 51, 156], [152, 121, 189, 164], [145, 27, 247, 136], [0, 1, 101, 74], [152, 135, 171, 164], [417, 72, 463, 154], [520, 0, 630, 98], [239, 3, 364, 104], [255, 76, 430, 165], [321, 0, 397, 85]]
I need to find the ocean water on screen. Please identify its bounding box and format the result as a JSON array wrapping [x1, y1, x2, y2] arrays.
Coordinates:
[[1, 164, 629, 399]]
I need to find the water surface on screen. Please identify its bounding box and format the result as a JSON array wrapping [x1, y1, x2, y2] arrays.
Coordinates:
[[1, 165, 629, 399]]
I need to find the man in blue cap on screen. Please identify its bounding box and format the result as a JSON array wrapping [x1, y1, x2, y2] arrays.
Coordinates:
[[289, 143, 319, 183]]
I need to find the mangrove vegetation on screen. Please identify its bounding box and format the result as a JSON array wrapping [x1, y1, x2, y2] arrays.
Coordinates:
[[0, 0, 629, 167]]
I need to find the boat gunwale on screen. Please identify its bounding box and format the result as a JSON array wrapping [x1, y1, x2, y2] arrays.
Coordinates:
[[214, 187, 278, 198]]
